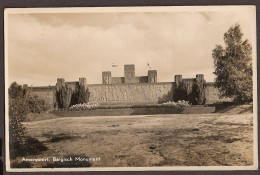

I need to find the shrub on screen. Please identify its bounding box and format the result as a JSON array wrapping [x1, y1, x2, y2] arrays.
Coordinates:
[[173, 80, 206, 105], [190, 79, 206, 105], [56, 84, 73, 109], [173, 82, 188, 102], [26, 95, 49, 113], [56, 83, 91, 109], [9, 97, 29, 147], [78, 86, 90, 104], [8, 82, 24, 99], [9, 82, 29, 151], [9, 82, 48, 159], [9, 95, 31, 158]]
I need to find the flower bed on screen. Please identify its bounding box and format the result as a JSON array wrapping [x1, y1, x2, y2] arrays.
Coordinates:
[[67, 101, 192, 111], [69, 103, 100, 111], [162, 100, 191, 106]]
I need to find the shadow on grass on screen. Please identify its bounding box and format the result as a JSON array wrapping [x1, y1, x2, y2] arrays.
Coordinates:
[[238, 105, 253, 114], [211, 102, 235, 113], [10, 136, 48, 159], [42, 133, 80, 143], [212, 102, 253, 114], [49, 134, 74, 143], [195, 135, 242, 143]]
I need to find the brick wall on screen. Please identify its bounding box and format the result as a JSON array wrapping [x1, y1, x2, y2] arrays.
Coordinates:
[[205, 83, 232, 104], [87, 82, 174, 104], [134, 76, 148, 83], [66, 82, 79, 91], [27, 81, 232, 108], [111, 77, 124, 84], [110, 76, 149, 84]]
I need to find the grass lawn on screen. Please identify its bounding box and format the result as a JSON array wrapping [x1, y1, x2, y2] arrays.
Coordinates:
[[11, 104, 254, 168]]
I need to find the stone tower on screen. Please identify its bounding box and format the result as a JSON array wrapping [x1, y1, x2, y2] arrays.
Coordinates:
[[174, 75, 182, 88], [124, 64, 135, 84], [102, 71, 112, 84], [196, 74, 205, 83], [148, 70, 157, 83], [56, 78, 65, 90], [79, 77, 87, 88]]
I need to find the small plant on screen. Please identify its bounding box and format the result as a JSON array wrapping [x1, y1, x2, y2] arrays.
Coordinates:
[[69, 103, 100, 111], [163, 100, 191, 106]]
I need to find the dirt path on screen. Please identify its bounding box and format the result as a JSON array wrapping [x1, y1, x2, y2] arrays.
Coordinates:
[[21, 113, 253, 167]]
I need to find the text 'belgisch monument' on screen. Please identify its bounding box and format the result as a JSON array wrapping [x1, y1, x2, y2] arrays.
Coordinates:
[[24, 64, 230, 109]]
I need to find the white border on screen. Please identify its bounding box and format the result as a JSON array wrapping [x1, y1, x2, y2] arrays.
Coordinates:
[[4, 6, 258, 172]]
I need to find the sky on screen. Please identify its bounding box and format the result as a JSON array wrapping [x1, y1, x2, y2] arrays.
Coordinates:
[[6, 7, 256, 86]]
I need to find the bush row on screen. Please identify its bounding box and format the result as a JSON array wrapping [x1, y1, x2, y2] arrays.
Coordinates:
[[8, 82, 49, 159]]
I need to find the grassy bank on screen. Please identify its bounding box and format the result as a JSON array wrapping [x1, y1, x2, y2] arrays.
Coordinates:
[[51, 106, 216, 117]]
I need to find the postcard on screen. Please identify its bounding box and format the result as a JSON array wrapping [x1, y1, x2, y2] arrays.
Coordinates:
[[4, 6, 257, 171]]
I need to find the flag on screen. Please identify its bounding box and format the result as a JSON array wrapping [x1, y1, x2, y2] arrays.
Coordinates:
[[147, 63, 151, 69], [112, 63, 118, 67]]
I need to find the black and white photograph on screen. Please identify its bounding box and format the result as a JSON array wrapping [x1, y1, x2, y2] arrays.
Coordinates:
[[4, 6, 257, 171]]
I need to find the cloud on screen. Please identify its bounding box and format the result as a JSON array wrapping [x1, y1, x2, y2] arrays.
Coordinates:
[[7, 10, 255, 86]]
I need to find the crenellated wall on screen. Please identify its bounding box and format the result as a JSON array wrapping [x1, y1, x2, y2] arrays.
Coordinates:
[[134, 76, 149, 83], [111, 77, 124, 84], [66, 82, 79, 91], [26, 80, 232, 108], [25, 64, 233, 109]]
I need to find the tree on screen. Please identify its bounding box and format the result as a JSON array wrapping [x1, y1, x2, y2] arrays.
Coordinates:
[[8, 82, 24, 99], [56, 84, 72, 109], [190, 79, 205, 105], [61, 84, 73, 108], [26, 95, 49, 113], [173, 82, 188, 102], [212, 24, 252, 103], [77, 85, 90, 104]]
